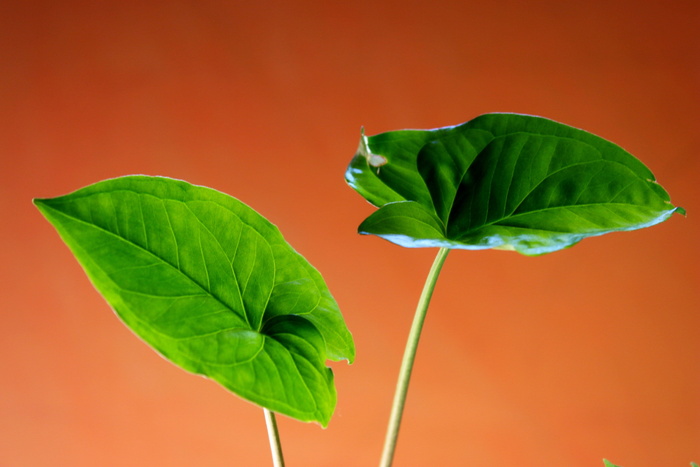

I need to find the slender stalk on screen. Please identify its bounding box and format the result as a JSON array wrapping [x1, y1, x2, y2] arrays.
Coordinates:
[[264, 409, 285, 467], [380, 247, 450, 467]]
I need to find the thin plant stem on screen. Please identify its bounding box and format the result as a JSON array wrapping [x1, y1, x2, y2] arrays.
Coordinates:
[[264, 409, 285, 467], [380, 247, 450, 467]]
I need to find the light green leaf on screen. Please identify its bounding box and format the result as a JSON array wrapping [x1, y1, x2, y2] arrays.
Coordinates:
[[346, 113, 685, 255], [603, 460, 623, 467], [35, 175, 354, 426]]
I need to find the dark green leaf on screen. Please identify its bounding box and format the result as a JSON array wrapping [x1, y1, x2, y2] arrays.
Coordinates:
[[34, 175, 354, 426], [346, 113, 684, 255]]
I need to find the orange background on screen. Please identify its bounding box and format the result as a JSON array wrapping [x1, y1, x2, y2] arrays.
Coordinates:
[[1, 1, 698, 465]]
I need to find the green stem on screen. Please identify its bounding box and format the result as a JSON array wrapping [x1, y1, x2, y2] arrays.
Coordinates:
[[380, 247, 450, 467], [264, 409, 285, 467]]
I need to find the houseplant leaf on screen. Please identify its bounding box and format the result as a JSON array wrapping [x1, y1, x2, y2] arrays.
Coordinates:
[[346, 113, 685, 255], [603, 461, 622, 467], [34, 175, 354, 427]]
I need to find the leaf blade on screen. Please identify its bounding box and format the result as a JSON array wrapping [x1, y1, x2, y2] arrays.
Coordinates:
[[358, 201, 450, 249], [35, 175, 354, 426], [346, 113, 684, 255]]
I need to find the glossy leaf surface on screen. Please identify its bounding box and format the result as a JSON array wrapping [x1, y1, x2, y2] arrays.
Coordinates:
[[35, 176, 354, 426], [346, 113, 684, 255]]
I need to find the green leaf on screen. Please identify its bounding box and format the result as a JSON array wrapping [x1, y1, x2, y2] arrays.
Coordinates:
[[346, 113, 685, 255], [34, 175, 354, 427], [603, 460, 622, 467]]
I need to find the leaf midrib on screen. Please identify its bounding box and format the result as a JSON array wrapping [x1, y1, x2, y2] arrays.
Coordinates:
[[454, 201, 667, 237], [446, 147, 658, 238], [50, 210, 268, 368], [43, 198, 258, 332]]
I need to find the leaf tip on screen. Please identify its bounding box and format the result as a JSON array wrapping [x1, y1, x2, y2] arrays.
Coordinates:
[[32, 197, 52, 216], [345, 346, 356, 365], [603, 459, 622, 467], [355, 127, 387, 169]]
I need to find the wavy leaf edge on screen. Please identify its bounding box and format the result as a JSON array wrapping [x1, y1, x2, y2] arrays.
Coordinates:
[[346, 113, 684, 255], [35, 175, 354, 426]]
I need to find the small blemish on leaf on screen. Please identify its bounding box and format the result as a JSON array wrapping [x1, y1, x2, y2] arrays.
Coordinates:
[[368, 153, 388, 168], [356, 127, 388, 172]]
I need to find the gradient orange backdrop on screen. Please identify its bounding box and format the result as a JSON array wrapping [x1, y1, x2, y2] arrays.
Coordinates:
[[1, 1, 698, 465]]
